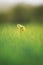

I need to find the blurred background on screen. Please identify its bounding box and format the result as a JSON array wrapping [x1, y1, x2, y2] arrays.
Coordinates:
[[0, 0, 43, 65], [0, 0, 43, 24]]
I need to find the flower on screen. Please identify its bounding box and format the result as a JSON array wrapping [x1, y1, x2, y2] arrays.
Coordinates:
[[17, 24, 26, 32]]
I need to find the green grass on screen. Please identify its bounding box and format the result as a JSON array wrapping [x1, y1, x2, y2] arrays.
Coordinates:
[[0, 24, 43, 65]]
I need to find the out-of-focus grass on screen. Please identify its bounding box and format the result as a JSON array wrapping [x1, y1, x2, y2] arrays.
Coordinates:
[[0, 24, 43, 65]]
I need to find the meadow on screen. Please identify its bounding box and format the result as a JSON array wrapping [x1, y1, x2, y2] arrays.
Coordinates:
[[0, 24, 43, 65]]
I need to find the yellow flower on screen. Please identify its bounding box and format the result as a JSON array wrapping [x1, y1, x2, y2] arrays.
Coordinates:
[[23, 26, 26, 32], [17, 24, 26, 32]]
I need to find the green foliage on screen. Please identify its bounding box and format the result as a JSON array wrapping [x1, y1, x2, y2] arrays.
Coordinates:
[[0, 24, 43, 65]]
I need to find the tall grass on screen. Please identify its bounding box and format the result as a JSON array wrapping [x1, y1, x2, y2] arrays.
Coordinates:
[[0, 24, 43, 65]]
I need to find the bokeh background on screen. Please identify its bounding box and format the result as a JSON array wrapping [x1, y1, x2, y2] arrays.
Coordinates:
[[0, 0, 43, 65]]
